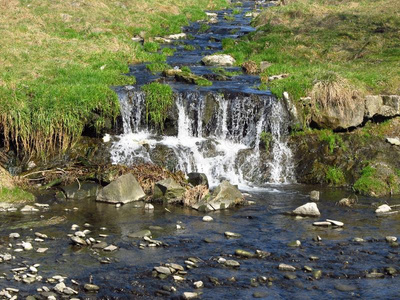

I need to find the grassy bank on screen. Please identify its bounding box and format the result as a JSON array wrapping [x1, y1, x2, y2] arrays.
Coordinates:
[[223, 0, 400, 100], [0, 0, 227, 155]]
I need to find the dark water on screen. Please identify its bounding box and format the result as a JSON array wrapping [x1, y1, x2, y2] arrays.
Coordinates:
[[1, 186, 400, 299]]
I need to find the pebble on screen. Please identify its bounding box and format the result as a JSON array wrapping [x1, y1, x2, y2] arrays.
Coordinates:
[[304, 266, 313, 272], [128, 230, 152, 238], [366, 271, 384, 278], [225, 260, 240, 267], [154, 266, 172, 275], [335, 284, 357, 292], [84, 284, 100, 292], [74, 231, 85, 238], [193, 281, 203, 289], [22, 242, 33, 251], [70, 236, 87, 246], [386, 236, 397, 243], [183, 292, 199, 299], [54, 282, 66, 293], [71, 224, 79, 231], [313, 221, 332, 227], [9, 233, 20, 239], [278, 263, 296, 272], [235, 249, 254, 258], [202, 216, 213, 222], [20, 205, 39, 212], [353, 237, 365, 243], [326, 219, 344, 227], [29, 266, 38, 273], [253, 292, 268, 298], [288, 240, 301, 247], [224, 231, 241, 238], [145, 203, 154, 210], [103, 245, 118, 252], [313, 270, 322, 279], [36, 248, 48, 253]]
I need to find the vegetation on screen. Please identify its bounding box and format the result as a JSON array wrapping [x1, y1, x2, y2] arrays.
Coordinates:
[[326, 166, 345, 186], [146, 62, 171, 74], [222, 0, 400, 101], [318, 130, 345, 153], [142, 83, 174, 131], [260, 131, 273, 152], [353, 165, 387, 196], [0, 187, 35, 204], [0, 0, 228, 155], [195, 78, 213, 86]]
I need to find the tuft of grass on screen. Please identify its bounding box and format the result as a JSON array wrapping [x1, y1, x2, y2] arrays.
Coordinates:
[[195, 78, 213, 86], [184, 44, 197, 51], [353, 165, 386, 196], [146, 62, 171, 74], [0, 187, 35, 204], [142, 82, 174, 131], [318, 130, 345, 153], [326, 166, 345, 186], [143, 41, 160, 53]]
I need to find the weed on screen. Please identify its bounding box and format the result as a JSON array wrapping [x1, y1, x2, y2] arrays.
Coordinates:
[[0, 187, 35, 204], [195, 78, 213, 86], [326, 166, 345, 186], [260, 131, 273, 152], [184, 44, 197, 51], [318, 130, 345, 153], [146, 63, 171, 74]]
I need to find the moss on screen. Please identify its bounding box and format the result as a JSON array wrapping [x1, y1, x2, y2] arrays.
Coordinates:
[[184, 44, 196, 51], [195, 78, 213, 86], [318, 130, 346, 153], [199, 23, 210, 33], [181, 66, 192, 73], [146, 62, 171, 74], [353, 165, 387, 196], [260, 131, 272, 152], [161, 47, 176, 56], [142, 82, 174, 131], [0, 187, 35, 204], [326, 166, 345, 186]]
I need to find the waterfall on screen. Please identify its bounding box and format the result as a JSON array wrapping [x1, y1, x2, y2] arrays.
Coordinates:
[[109, 89, 295, 188]]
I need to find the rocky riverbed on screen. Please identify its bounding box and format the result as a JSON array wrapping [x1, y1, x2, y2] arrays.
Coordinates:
[[1, 185, 400, 299]]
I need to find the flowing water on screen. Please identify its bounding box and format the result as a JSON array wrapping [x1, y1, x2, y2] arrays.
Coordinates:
[[1, 1, 400, 299]]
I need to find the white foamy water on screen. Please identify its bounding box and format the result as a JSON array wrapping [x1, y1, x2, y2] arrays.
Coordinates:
[[110, 89, 295, 188]]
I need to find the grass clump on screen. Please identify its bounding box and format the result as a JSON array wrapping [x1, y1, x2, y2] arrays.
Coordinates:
[[353, 165, 387, 196], [318, 130, 345, 153], [0, 187, 35, 204], [184, 44, 197, 51], [326, 166, 345, 186], [143, 42, 160, 53], [260, 131, 273, 152], [199, 23, 211, 33], [142, 82, 174, 131], [146, 63, 171, 74], [195, 78, 213, 86]]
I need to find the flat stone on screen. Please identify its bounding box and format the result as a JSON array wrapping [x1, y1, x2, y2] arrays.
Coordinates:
[[170, 263, 184, 271], [224, 231, 241, 238], [166, 33, 187, 40], [278, 263, 296, 272], [74, 231, 85, 238], [202, 54, 235, 67], [202, 216, 213, 222], [335, 284, 357, 292], [70, 236, 87, 246], [353, 237, 365, 243], [103, 245, 118, 252], [366, 272, 384, 278], [313, 221, 332, 227], [35, 232, 48, 239], [20, 205, 39, 212], [386, 137, 400, 146], [154, 266, 172, 275], [36, 248, 48, 253], [326, 219, 344, 227], [253, 292, 268, 298], [92, 242, 108, 249], [183, 292, 199, 299], [235, 249, 255, 258], [386, 236, 397, 243], [375, 204, 391, 214], [9, 233, 20, 239], [225, 260, 240, 267], [84, 284, 100, 292]]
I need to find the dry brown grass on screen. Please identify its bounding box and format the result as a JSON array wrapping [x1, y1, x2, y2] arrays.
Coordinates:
[[183, 185, 209, 207]]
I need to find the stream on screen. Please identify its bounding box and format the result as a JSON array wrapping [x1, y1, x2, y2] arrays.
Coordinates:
[[1, 1, 400, 299]]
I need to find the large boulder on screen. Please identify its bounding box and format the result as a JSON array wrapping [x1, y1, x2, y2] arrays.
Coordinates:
[[292, 202, 321, 217], [201, 54, 235, 66], [96, 173, 145, 204], [191, 180, 245, 211], [365, 95, 400, 118], [0, 167, 14, 189], [62, 182, 101, 200], [153, 178, 186, 204]]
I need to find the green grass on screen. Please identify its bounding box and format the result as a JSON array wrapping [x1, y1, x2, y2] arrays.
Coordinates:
[[184, 44, 197, 51], [260, 131, 273, 152], [195, 78, 213, 86], [353, 165, 387, 196], [0, 187, 35, 204], [222, 0, 400, 100], [142, 82, 174, 131], [326, 166, 345, 186], [146, 62, 171, 74], [318, 130, 345, 153], [0, 0, 228, 155]]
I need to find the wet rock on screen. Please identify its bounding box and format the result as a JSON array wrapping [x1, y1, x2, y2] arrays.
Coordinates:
[[35, 232, 48, 239], [337, 198, 355, 207], [235, 249, 255, 258], [145, 203, 154, 210], [366, 271, 384, 278], [182, 292, 200, 299], [96, 173, 145, 204], [304, 266, 313, 272], [188, 173, 209, 188], [313, 221, 332, 227], [225, 231, 241, 238], [128, 230, 152, 238], [225, 260, 240, 268], [386, 236, 397, 243], [153, 178, 186, 204], [202, 216, 213, 222], [166, 33, 186, 40], [310, 190, 320, 201], [288, 240, 301, 247], [376, 204, 391, 214], [61, 182, 100, 200], [154, 266, 172, 275], [92, 242, 108, 249], [202, 54, 235, 67], [103, 245, 118, 252], [385, 267, 397, 275], [193, 281, 203, 289], [22, 242, 33, 251], [278, 263, 296, 272], [253, 291, 268, 298], [293, 202, 321, 217], [21, 205, 39, 212], [284, 274, 297, 280], [353, 237, 365, 243], [54, 282, 66, 293], [84, 284, 100, 292], [193, 181, 244, 211], [36, 248, 48, 253], [74, 231, 85, 238], [335, 284, 357, 292], [70, 236, 87, 246], [9, 233, 20, 239], [313, 270, 322, 280]]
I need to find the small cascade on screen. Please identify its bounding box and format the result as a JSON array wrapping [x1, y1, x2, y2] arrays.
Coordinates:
[[110, 89, 295, 188]]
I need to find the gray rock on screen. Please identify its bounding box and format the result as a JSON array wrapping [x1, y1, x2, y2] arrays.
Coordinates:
[[278, 263, 296, 272], [202, 216, 213, 222], [293, 202, 321, 217], [235, 249, 255, 258], [387, 137, 400, 146], [84, 284, 100, 292], [154, 266, 172, 275], [96, 173, 145, 204], [103, 245, 118, 252], [225, 260, 240, 267], [225, 231, 241, 238], [202, 54, 235, 66], [70, 236, 87, 246], [310, 190, 320, 201], [260, 61, 272, 72], [153, 178, 186, 204], [188, 173, 209, 188], [62, 182, 100, 200], [365, 95, 383, 118], [335, 284, 357, 292], [9, 233, 20, 239], [193, 181, 244, 211], [183, 292, 199, 299]]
